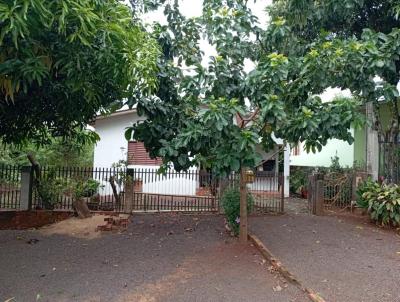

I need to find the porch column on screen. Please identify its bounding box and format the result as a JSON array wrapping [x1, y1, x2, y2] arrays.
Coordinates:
[[283, 144, 290, 198]]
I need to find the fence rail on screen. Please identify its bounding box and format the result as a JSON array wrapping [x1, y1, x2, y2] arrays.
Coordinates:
[[0, 165, 21, 209], [248, 172, 284, 213], [308, 172, 358, 214], [32, 166, 127, 211], [1, 165, 284, 214], [323, 173, 353, 209]]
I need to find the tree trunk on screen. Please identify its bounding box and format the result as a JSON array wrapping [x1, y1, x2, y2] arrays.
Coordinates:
[[73, 198, 92, 219], [373, 99, 400, 182], [109, 176, 121, 210], [239, 167, 248, 243], [27, 153, 40, 180]]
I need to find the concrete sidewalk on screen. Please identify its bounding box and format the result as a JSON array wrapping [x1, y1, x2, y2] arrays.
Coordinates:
[[250, 207, 400, 302]]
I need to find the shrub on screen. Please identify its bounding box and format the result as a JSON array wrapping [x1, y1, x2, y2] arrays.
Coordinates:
[[69, 178, 101, 199], [289, 168, 308, 194], [356, 177, 378, 207], [222, 187, 254, 235], [81, 179, 101, 198], [357, 178, 400, 226], [36, 170, 66, 210]]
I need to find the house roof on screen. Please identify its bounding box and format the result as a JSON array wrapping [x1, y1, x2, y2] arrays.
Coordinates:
[[95, 107, 137, 121], [89, 107, 137, 126]]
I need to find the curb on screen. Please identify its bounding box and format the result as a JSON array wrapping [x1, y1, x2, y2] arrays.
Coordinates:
[[248, 233, 327, 302]]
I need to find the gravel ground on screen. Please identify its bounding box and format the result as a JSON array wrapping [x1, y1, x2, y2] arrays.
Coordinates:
[[0, 213, 308, 302], [250, 202, 400, 302]]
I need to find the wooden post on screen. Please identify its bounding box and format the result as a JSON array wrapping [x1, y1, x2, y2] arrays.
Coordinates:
[[124, 168, 134, 214], [315, 179, 324, 216], [352, 171, 369, 201], [239, 167, 248, 243], [307, 174, 315, 214]]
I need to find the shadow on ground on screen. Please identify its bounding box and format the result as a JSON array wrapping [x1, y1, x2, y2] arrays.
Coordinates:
[[0, 213, 308, 302], [251, 198, 400, 302]]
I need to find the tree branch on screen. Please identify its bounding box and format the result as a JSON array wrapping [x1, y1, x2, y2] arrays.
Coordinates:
[[240, 107, 260, 128]]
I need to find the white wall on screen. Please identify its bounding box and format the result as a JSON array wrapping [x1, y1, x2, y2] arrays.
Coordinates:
[[290, 129, 354, 167], [283, 144, 290, 197], [93, 111, 142, 168], [256, 143, 290, 197], [129, 165, 199, 196]]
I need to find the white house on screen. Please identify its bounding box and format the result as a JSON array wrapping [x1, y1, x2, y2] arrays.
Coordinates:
[[92, 108, 291, 197]]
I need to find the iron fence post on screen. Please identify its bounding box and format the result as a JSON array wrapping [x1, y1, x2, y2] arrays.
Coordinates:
[[315, 179, 324, 216]]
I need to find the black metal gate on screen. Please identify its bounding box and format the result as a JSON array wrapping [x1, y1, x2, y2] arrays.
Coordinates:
[[128, 169, 219, 212], [248, 172, 284, 213]]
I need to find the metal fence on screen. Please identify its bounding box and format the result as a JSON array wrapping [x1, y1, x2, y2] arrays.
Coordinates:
[[323, 173, 353, 209], [130, 169, 283, 213], [248, 172, 284, 213], [0, 165, 21, 209], [32, 166, 126, 211], [308, 173, 353, 212], [129, 169, 219, 212], [1, 165, 284, 214]]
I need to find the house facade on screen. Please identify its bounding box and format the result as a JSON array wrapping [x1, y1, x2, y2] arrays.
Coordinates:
[[92, 109, 291, 197]]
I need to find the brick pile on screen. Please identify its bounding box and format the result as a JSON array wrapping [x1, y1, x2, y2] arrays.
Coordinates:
[[96, 215, 130, 232]]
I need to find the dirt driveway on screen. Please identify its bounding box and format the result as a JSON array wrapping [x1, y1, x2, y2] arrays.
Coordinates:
[[250, 201, 400, 302], [0, 213, 308, 302]]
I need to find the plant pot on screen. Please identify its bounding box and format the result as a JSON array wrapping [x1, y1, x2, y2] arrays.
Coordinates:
[[133, 180, 143, 192], [196, 187, 212, 196], [300, 188, 308, 199]]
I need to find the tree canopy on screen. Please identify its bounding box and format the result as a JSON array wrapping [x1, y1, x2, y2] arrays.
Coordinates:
[[0, 134, 94, 167], [127, 0, 363, 175], [265, 0, 400, 136], [0, 0, 160, 145], [265, 0, 400, 180]]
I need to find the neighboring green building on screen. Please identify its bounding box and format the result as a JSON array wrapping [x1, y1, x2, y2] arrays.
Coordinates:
[[292, 101, 395, 181]]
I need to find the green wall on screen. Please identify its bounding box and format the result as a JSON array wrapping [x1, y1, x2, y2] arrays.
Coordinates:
[[353, 126, 366, 164], [353, 101, 397, 166]]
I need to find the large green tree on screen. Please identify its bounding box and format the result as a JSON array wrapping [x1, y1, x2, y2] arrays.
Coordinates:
[[0, 136, 94, 167], [264, 0, 400, 181], [127, 0, 363, 241], [0, 0, 159, 145]]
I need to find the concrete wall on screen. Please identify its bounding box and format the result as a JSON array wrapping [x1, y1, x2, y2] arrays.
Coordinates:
[[290, 129, 355, 168]]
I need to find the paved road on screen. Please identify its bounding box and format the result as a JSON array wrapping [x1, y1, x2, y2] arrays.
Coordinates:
[[250, 206, 400, 302], [0, 214, 308, 302]]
